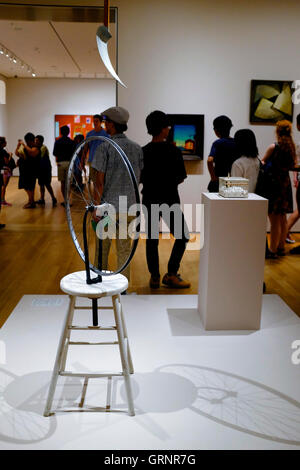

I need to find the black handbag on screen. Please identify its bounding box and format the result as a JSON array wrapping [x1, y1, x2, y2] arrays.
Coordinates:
[[255, 147, 277, 198]]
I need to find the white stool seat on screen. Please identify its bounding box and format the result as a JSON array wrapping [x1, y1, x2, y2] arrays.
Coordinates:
[[60, 271, 128, 298], [44, 271, 134, 417]]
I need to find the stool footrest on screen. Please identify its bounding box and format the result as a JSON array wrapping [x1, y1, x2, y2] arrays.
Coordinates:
[[49, 406, 127, 414], [74, 306, 114, 310], [69, 341, 119, 346], [69, 326, 116, 331], [59, 371, 123, 378]]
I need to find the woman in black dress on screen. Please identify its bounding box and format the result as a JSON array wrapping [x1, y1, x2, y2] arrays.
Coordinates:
[[262, 120, 296, 258], [35, 135, 57, 207], [15, 132, 40, 209]]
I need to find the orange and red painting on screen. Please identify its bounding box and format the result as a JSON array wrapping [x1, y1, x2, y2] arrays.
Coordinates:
[[55, 115, 95, 139]]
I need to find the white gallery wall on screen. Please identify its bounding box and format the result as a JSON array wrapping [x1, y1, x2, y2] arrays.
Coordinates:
[[6, 78, 116, 172], [3, 0, 300, 230], [115, 0, 300, 230]]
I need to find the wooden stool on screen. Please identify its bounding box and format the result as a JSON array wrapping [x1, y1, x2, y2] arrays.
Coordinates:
[[44, 271, 135, 416]]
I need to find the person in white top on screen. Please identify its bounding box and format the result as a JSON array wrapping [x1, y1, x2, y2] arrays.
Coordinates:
[[231, 129, 260, 193]]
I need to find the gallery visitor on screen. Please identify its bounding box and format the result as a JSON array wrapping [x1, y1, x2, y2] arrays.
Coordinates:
[[92, 106, 143, 284], [15, 132, 40, 209], [53, 125, 76, 207], [231, 129, 260, 192], [262, 120, 296, 259], [35, 135, 57, 207], [83, 114, 109, 185], [0, 137, 8, 228], [73, 133, 85, 191], [0, 136, 16, 206], [286, 113, 300, 247], [207, 115, 238, 192], [141, 110, 190, 289]]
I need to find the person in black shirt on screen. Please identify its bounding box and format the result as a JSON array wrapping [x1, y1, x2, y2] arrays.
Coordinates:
[[207, 115, 238, 192], [53, 125, 76, 206], [35, 135, 57, 207], [0, 136, 8, 228], [141, 110, 190, 289]]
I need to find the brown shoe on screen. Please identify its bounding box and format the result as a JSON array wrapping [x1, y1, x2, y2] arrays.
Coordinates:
[[162, 273, 190, 289], [150, 275, 160, 289]]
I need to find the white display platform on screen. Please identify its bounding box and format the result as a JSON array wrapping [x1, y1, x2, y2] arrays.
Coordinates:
[[198, 193, 268, 330], [0, 294, 300, 450]]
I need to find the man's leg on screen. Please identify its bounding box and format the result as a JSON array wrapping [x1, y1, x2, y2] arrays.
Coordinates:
[[37, 184, 45, 204], [143, 204, 161, 285], [161, 206, 190, 288]]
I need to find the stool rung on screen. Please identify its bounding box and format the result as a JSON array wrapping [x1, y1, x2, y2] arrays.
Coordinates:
[[69, 326, 116, 331], [69, 341, 119, 346], [59, 371, 123, 378], [51, 407, 127, 414], [74, 306, 114, 310]]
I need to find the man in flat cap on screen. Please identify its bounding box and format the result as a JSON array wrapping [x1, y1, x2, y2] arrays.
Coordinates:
[[92, 106, 143, 286]]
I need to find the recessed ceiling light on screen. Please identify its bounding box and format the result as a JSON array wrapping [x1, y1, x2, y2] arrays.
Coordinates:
[[0, 43, 36, 76]]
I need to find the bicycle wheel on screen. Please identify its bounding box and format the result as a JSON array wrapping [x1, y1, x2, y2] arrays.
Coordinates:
[[65, 135, 140, 277]]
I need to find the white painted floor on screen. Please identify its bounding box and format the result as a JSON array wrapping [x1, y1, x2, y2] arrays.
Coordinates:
[[0, 293, 300, 450]]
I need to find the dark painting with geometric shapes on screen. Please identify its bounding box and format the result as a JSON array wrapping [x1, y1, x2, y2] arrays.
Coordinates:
[[250, 80, 294, 124]]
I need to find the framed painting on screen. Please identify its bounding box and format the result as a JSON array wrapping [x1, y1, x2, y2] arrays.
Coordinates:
[[250, 80, 294, 124], [166, 114, 204, 174], [54, 114, 99, 140]]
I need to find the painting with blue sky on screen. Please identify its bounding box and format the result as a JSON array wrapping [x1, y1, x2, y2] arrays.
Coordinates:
[[173, 124, 197, 153]]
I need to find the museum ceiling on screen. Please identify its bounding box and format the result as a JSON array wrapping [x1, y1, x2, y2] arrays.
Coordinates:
[[0, 4, 117, 79]]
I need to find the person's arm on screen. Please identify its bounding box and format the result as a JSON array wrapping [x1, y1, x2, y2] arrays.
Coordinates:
[[293, 171, 299, 188], [53, 141, 59, 163], [261, 144, 275, 164], [207, 156, 217, 180], [23, 144, 39, 157], [15, 140, 24, 157], [207, 142, 218, 180], [93, 171, 105, 204], [92, 171, 105, 222], [82, 142, 89, 165]]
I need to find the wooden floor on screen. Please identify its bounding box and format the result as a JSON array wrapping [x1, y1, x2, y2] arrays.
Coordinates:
[[0, 177, 299, 327]]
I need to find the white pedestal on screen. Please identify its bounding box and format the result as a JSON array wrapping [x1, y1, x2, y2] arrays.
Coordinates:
[[198, 193, 268, 330]]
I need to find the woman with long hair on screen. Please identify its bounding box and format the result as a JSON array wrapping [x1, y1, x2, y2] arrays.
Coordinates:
[[262, 120, 296, 258], [231, 129, 260, 192]]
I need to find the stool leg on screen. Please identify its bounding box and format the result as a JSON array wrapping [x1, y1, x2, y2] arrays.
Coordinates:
[[44, 296, 76, 417], [118, 294, 134, 374], [112, 295, 135, 416], [61, 295, 76, 372]]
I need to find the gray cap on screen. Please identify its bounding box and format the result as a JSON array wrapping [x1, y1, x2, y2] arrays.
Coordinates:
[[101, 106, 129, 125]]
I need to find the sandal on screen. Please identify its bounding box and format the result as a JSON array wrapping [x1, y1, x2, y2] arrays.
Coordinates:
[[265, 251, 278, 260], [23, 202, 36, 209]]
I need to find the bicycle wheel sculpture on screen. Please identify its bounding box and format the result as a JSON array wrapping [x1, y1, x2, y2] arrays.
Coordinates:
[[65, 135, 140, 283]]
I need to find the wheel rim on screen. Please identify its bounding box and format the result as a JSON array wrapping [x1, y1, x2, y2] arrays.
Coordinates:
[[65, 135, 140, 276]]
